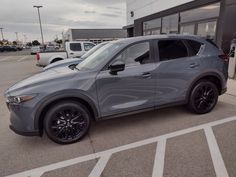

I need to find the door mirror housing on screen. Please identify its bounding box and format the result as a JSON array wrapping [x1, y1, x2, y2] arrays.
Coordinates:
[[109, 60, 125, 75]]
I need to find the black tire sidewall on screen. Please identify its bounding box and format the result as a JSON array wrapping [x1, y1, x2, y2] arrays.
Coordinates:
[[44, 101, 91, 144], [188, 81, 219, 114]]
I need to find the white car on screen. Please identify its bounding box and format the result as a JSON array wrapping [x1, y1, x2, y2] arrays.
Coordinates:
[[36, 41, 95, 67], [31, 46, 43, 55]]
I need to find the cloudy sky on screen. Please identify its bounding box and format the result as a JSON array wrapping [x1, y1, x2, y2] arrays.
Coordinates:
[[0, 0, 126, 42]]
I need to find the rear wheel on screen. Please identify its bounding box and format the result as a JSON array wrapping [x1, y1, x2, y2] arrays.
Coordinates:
[[188, 80, 219, 114], [44, 101, 91, 144]]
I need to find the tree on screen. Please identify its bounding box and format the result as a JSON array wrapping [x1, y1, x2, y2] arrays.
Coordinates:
[[54, 39, 62, 44], [26, 42, 32, 46], [32, 40, 40, 46], [0, 40, 3, 45], [12, 41, 17, 45]]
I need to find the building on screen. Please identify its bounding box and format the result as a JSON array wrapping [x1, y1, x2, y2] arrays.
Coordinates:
[[124, 0, 236, 52], [64, 29, 127, 44]]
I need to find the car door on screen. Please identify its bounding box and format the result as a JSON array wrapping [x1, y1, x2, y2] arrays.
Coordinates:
[[96, 41, 158, 117], [155, 39, 202, 106], [68, 43, 83, 58]]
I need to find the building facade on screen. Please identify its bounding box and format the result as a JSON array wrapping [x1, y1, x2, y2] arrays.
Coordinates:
[[125, 0, 236, 52], [64, 29, 127, 44]]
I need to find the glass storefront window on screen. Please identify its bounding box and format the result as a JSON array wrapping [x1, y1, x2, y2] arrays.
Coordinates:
[[197, 21, 217, 40], [180, 3, 220, 23], [143, 18, 161, 31], [162, 13, 179, 34], [143, 18, 161, 36], [181, 24, 195, 35]]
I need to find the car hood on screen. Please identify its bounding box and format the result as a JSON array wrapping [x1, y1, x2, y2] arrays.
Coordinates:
[[5, 67, 78, 95], [44, 58, 82, 71]]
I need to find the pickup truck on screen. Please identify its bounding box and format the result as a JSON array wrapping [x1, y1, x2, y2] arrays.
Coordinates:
[[36, 41, 95, 67]]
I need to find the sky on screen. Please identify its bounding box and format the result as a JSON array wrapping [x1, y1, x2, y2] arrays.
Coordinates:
[[0, 0, 126, 42]]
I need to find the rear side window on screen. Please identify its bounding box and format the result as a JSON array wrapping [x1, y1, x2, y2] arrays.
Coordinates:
[[158, 40, 188, 61], [70, 43, 82, 51], [186, 40, 202, 55]]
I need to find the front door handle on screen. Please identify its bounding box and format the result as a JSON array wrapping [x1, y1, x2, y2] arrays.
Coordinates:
[[70, 53, 74, 55], [189, 63, 200, 68], [142, 72, 151, 78]]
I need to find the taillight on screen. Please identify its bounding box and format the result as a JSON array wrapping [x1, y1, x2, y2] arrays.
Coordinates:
[[218, 54, 229, 62], [36, 53, 40, 60]]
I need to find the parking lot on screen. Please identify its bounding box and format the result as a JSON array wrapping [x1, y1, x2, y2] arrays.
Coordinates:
[[0, 51, 236, 177]]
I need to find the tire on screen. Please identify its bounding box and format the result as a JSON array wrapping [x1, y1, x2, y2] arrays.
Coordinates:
[[188, 80, 219, 114], [44, 101, 91, 144]]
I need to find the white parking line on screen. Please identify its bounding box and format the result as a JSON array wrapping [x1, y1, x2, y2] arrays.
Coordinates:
[[205, 127, 229, 177], [88, 154, 111, 177], [17, 56, 30, 62], [152, 139, 166, 177], [6, 116, 236, 177], [0, 56, 12, 62]]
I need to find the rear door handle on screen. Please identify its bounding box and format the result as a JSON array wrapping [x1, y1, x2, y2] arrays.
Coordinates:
[[189, 63, 200, 68], [142, 72, 151, 78]]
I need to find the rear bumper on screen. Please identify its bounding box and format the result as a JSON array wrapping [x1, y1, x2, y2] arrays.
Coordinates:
[[9, 125, 40, 137]]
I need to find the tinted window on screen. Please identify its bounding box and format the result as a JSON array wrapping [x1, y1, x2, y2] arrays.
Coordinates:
[[114, 42, 151, 67], [186, 40, 202, 55], [70, 43, 82, 51], [158, 40, 188, 61], [84, 43, 95, 51]]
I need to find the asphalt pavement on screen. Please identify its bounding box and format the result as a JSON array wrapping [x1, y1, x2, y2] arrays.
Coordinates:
[[0, 51, 235, 177]]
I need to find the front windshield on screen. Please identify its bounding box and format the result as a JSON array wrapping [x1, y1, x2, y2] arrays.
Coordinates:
[[77, 43, 122, 71], [81, 42, 107, 59]]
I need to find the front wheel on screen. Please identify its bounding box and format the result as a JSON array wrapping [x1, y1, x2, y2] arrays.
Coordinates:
[[188, 80, 219, 114], [44, 101, 91, 144]]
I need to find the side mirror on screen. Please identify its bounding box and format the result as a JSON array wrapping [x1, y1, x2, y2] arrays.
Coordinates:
[[109, 60, 125, 75]]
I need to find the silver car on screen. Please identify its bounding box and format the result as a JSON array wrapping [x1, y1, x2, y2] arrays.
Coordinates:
[[5, 35, 228, 144]]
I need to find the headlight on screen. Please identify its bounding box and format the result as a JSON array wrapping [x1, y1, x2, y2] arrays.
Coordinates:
[[6, 94, 36, 105]]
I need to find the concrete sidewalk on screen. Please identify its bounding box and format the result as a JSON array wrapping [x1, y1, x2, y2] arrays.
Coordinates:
[[227, 79, 236, 96]]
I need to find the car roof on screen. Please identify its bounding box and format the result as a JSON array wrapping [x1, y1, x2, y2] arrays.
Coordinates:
[[113, 34, 205, 45]]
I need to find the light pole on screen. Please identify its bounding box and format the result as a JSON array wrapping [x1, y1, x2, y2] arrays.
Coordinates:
[[0, 27, 4, 41], [33, 5, 44, 46], [15, 32, 19, 41]]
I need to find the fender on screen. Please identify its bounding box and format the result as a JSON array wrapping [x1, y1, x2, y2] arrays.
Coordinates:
[[33, 89, 99, 131], [186, 71, 225, 102], [48, 54, 65, 64]]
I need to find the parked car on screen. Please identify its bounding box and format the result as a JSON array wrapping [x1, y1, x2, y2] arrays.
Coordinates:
[[36, 41, 95, 67], [43, 42, 109, 71], [5, 35, 228, 144], [0, 46, 3, 52], [31, 46, 43, 55], [2, 46, 17, 52]]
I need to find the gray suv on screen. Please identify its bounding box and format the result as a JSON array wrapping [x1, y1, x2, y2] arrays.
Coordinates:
[[5, 35, 228, 144]]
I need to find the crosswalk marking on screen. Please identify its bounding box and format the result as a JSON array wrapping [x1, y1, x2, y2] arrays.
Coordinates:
[[6, 116, 236, 177]]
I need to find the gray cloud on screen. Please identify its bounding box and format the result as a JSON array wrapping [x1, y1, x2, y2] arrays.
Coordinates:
[[0, 0, 126, 42]]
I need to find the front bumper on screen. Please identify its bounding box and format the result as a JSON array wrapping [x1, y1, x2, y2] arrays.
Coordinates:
[[9, 125, 40, 136], [7, 102, 41, 137]]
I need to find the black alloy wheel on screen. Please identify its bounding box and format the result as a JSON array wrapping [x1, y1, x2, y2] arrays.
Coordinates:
[[188, 80, 219, 114], [44, 101, 91, 144]]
